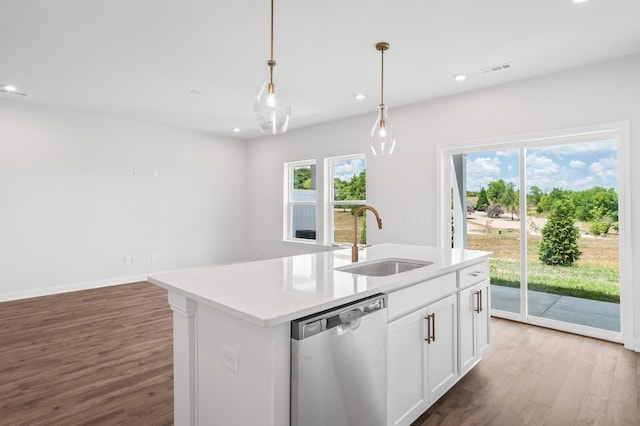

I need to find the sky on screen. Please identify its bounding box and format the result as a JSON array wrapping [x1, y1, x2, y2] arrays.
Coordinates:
[[333, 158, 366, 182], [465, 140, 618, 193]]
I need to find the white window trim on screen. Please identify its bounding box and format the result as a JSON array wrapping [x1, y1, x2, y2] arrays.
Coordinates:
[[436, 121, 633, 349]]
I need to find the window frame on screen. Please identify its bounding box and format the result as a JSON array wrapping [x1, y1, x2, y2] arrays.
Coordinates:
[[283, 159, 317, 243], [324, 154, 367, 246]]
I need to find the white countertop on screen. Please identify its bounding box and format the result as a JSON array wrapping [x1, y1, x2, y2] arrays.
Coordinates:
[[148, 243, 492, 327]]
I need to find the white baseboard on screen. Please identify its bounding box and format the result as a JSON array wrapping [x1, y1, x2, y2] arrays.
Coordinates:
[[0, 258, 253, 303], [0, 274, 149, 302]]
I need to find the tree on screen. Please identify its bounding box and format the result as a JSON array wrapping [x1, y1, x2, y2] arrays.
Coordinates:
[[334, 170, 367, 214], [527, 186, 544, 208], [537, 188, 569, 214], [476, 187, 490, 211], [486, 179, 506, 204], [538, 198, 581, 266], [501, 182, 517, 220], [293, 167, 312, 189]]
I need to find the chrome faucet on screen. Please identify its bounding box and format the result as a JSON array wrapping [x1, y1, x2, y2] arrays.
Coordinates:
[[352, 205, 383, 262]]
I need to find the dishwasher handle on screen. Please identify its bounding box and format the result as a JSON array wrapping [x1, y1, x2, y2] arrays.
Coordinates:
[[291, 294, 387, 340]]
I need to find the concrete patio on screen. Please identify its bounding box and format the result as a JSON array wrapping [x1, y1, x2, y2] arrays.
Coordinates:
[[491, 284, 620, 332]]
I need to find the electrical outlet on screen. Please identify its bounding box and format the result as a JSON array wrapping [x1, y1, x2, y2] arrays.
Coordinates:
[[124, 256, 132, 265], [151, 254, 157, 264], [222, 345, 239, 374], [131, 256, 138, 264]]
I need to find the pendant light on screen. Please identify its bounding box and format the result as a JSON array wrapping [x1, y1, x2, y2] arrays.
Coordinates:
[[370, 42, 396, 156], [254, 0, 291, 135]]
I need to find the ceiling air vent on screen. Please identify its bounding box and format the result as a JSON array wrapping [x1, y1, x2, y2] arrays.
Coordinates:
[[480, 62, 512, 74]]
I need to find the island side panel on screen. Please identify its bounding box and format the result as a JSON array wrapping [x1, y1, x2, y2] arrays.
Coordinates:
[[196, 301, 291, 426], [167, 292, 198, 426]]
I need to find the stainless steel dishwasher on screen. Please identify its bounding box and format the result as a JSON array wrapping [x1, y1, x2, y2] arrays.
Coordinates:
[[291, 294, 387, 426]]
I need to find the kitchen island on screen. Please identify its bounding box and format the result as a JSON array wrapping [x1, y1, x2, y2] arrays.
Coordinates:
[[149, 243, 492, 426]]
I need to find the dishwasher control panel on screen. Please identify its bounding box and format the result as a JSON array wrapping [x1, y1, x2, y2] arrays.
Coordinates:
[[291, 293, 387, 341]]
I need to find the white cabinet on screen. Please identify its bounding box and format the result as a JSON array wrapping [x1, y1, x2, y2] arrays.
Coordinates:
[[459, 278, 491, 375], [388, 306, 428, 426], [388, 293, 458, 426], [425, 294, 458, 402]]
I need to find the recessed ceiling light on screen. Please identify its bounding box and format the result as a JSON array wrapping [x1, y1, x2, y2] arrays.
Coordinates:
[[453, 74, 467, 81], [354, 93, 365, 101], [572, 0, 588, 3], [232, 127, 240, 133], [0, 84, 26, 96]]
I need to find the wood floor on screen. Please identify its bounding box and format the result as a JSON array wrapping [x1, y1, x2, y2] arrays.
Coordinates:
[[0, 282, 173, 425], [1, 282, 638, 425], [414, 317, 640, 426]]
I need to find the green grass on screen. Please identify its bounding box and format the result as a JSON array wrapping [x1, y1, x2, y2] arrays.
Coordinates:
[[490, 258, 620, 303]]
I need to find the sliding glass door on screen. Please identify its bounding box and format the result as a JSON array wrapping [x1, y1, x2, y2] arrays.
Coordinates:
[[524, 142, 620, 332], [443, 125, 628, 341]]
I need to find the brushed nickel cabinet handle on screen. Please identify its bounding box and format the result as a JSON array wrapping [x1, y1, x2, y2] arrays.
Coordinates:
[[469, 270, 484, 277], [474, 291, 481, 313], [424, 315, 431, 343], [431, 313, 436, 342], [479, 289, 483, 312]]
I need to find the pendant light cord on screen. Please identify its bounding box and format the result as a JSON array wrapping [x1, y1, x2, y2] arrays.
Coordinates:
[[380, 48, 384, 106], [269, 0, 275, 86], [270, 0, 274, 62]]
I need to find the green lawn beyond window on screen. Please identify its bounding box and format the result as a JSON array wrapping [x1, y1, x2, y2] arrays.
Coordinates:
[[490, 258, 620, 303]]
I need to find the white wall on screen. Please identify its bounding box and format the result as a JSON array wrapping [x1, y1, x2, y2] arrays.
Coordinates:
[[0, 101, 248, 300], [246, 54, 640, 346]]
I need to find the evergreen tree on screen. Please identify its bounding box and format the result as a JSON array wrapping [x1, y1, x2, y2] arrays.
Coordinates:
[[538, 198, 582, 266], [476, 187, 490, 211]]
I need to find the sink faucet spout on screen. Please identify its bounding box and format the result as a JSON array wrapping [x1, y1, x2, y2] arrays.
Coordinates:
[[352, 205, 383, 263]]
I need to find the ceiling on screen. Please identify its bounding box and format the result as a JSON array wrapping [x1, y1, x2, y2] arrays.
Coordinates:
[[2, 0, 640, 139]]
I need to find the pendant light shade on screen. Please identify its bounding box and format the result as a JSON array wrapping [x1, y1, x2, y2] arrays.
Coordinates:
[[254, 0, 291, 134], [370, 42, 396, 156]]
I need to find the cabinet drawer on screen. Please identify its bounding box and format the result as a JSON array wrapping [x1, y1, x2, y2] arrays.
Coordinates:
[[388, 272, 456, 321], [458, 262, 489, 289]]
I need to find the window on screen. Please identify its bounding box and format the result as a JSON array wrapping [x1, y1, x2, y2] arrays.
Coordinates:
[[283, 154, 367, 246], [326, 155, 366, 245], [284, 160, 317, 241]]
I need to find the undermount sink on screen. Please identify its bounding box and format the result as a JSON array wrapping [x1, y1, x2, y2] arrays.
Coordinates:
[[336, 258, 433, 277]]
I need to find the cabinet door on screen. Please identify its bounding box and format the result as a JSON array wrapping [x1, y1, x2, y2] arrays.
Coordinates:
[[425, 294, 458, 403], [388, 307, 429, 426], [458, 285, 477, 375], [476, 280, 491, 357]]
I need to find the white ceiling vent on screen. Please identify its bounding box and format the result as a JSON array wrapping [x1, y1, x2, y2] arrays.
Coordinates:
[[480, 62, 512, 74]]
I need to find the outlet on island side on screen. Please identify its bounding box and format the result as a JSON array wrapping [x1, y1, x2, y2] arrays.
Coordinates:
[[222, 345, 239, 374]]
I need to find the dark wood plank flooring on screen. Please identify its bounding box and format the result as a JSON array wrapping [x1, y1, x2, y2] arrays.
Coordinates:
[[0, 282, 173, 425], [1, 282, 638, 425], [414, 317, 640, 426]]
